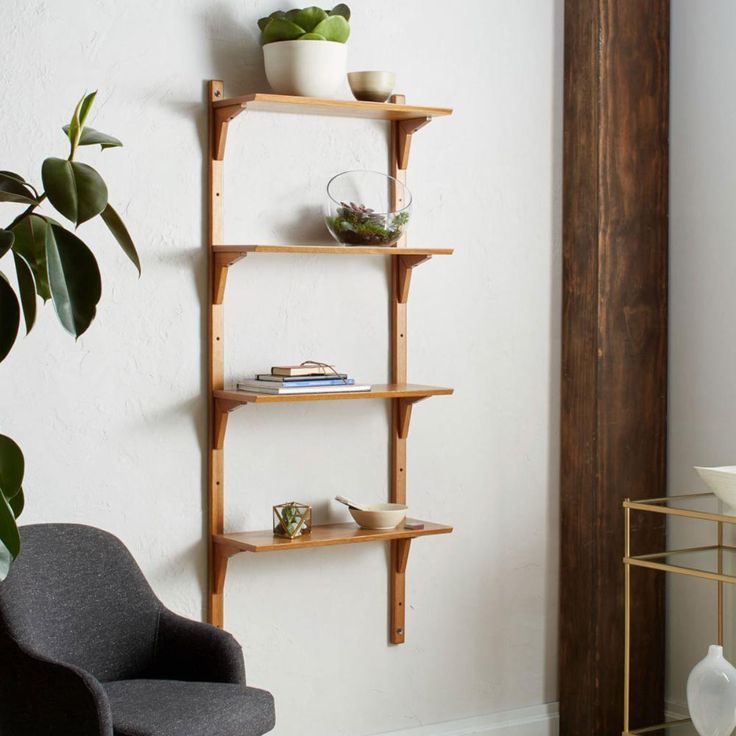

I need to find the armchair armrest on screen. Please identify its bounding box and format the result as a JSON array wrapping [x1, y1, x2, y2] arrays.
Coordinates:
[[151, 608, 246, 685], [0, 633, 113, 735]]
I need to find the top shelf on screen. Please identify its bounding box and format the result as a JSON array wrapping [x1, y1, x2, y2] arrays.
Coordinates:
[[212, 93, 453, 122]]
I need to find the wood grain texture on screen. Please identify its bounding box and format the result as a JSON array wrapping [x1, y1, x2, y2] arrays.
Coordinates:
[[214, 384, 453, 405], [560, 2, 669, 734], [214, 520, 451, 554], [211, 92, 452, 121], [211, 244, 453, 256]]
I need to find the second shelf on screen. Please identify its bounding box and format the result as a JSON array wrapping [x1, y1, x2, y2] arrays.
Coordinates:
[[215, 519, 452, 554], [214, 383, 453, 405]]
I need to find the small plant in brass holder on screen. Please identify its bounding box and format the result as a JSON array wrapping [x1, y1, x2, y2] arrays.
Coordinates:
[[273, 502, 312, 539]]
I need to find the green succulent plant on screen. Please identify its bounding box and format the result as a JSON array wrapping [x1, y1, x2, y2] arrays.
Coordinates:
[[326, 202, 410, 246], [0, 91, 140, 579], [258, 4, 351, 44]]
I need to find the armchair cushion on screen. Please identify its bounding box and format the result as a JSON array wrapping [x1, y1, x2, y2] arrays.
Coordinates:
[[104, 680, 275, 736]]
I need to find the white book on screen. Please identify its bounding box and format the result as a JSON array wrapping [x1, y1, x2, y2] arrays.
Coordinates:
[[236, 381, 372, 395]]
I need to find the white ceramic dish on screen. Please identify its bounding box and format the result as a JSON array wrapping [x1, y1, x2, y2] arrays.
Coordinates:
[[694, 466, 736, 513], [264, 40, 347, 97], [348, 503, 408, 530], [347, 71, 396, 102]]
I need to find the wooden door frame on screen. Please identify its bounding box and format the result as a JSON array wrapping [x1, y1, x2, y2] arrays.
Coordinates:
[[560, 2, 669, 734]]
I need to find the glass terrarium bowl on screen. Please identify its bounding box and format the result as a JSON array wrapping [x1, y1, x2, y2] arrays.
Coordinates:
[[324, 170, 412, 247]]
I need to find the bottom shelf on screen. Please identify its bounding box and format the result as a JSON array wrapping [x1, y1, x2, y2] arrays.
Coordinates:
[[215, 518, 452, 553], [626, 718, 693, 735]]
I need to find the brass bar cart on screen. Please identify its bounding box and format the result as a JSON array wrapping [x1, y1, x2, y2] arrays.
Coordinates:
[[623, 493, 736, 735]]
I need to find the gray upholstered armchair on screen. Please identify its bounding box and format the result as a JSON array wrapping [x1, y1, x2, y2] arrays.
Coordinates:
[[0, 524, 275, 736]]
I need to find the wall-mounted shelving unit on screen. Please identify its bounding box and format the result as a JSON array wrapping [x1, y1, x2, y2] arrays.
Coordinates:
[[207, 80, 454, 644]]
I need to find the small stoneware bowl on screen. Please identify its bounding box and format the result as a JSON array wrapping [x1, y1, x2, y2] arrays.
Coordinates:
[[347, 71, 396, 103], [695, 466, 736, 514], [348, 503, 408, 530]]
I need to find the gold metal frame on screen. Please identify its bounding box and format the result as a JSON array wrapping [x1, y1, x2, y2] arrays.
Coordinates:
[[623, 493, 732, 735]]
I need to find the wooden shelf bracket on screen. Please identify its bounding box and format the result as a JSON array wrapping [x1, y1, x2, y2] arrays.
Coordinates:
[[213, 252, 247, 306], [396, 396, 427, 439], [397, 254, 432, 304], [213, 104, 245, 161], [396, 117, 431, 170], [390, 538, 413, 644], [214, 399, 240, 450]]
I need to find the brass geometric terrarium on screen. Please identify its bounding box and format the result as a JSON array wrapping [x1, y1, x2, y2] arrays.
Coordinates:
[[273, 502, 312, 539]]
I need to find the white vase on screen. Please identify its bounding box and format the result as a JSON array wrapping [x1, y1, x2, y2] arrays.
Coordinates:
[[263, 40, 347, 98], [687, 645, 736, 736]]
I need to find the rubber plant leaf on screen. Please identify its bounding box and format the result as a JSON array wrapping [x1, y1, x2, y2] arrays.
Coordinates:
[[0, 435, 24, 502], [100, 203, 141, 275], [329, 4, 351, 20], [262, 17, 306, 44], [62, 125, 123, 151], [41, 158, 108, 226], [0, 542, 10, 581], [0, 172, 38, 204], [0, 191, 38, 205], [0, 271, 20, 362], [312, 14, 350, 42], [45, 224, 102, 337], [13, 252, 36, 333], [8, 487, 24, 518], [0, 230, 14, 259], [0, 494, 19, 562], [11, 215, 51, 301], [292, 7, 328, 32], [67, 90, 97, 153]]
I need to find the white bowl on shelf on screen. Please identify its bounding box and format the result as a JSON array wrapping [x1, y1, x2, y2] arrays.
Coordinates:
[[695, 466, 736, 514], [348, 503, 408, 530]]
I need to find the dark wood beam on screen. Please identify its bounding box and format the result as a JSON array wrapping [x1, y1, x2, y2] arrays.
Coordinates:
[[560, 1, 669, 734]]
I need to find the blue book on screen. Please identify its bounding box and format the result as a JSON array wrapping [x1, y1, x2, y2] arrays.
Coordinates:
[[240, 378, 355, 389]]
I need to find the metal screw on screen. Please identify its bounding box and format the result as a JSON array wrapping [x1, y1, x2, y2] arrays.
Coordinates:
[[396, 628, 403, 635], [214, 90, 221, 97]]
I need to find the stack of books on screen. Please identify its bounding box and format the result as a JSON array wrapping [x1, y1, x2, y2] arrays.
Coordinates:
[[237, 364, 372, 395]]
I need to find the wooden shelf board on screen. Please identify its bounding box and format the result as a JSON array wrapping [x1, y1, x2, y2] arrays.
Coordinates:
[[215, 519, 453, 553], [212, 93, 452, 121], [214, 384, 453, 405], [213, 244, 454, 256]]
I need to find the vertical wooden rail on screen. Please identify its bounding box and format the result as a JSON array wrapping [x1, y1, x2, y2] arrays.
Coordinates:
[[208, 80, 226, 627], [389, 94, 409, 644]]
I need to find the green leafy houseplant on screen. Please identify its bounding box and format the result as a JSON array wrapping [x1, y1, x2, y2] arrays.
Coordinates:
[[0, 92, 139, 579], [258, 4, 351, 44]]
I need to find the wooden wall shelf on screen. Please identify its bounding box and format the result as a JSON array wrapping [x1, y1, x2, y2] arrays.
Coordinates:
[[207, 81, 454, 645], [211, 92, 451, 161], [212, 244, 454, 256], [214, 384, 452, 405], [215, 520, 453, 554]]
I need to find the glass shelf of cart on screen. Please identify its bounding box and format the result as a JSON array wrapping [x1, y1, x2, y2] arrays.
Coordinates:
[[626, 718, 694, 735]]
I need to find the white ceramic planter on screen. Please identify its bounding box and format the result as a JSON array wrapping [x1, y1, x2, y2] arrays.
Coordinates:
[[687, 645, 736, 736], [263, 40, 347, 98]]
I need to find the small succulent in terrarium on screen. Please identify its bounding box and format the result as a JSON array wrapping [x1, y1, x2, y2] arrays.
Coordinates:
[[325, 170, 412, 246], [326, 201, 410, 246], [273, 502, 312, 539]]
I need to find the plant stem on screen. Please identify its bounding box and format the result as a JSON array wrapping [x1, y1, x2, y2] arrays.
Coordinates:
[[6, 193, 47, 231]]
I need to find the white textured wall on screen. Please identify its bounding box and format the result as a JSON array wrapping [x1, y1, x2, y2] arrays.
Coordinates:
[[668, 0, 736, 710], [0, 2, 562, 734]]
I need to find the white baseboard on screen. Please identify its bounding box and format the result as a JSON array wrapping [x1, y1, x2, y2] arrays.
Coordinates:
[[376, 703, 559, 736]]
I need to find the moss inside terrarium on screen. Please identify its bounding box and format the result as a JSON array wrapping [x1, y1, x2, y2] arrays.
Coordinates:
[[326, 201, 410, 246]]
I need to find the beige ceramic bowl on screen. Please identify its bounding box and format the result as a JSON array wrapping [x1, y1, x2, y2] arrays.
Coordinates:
[[349, 502, 408, 530], [347, 71, 396, 103]]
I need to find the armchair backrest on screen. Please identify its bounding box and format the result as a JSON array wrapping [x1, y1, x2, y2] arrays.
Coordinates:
[[0, 524, 162, 681]]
